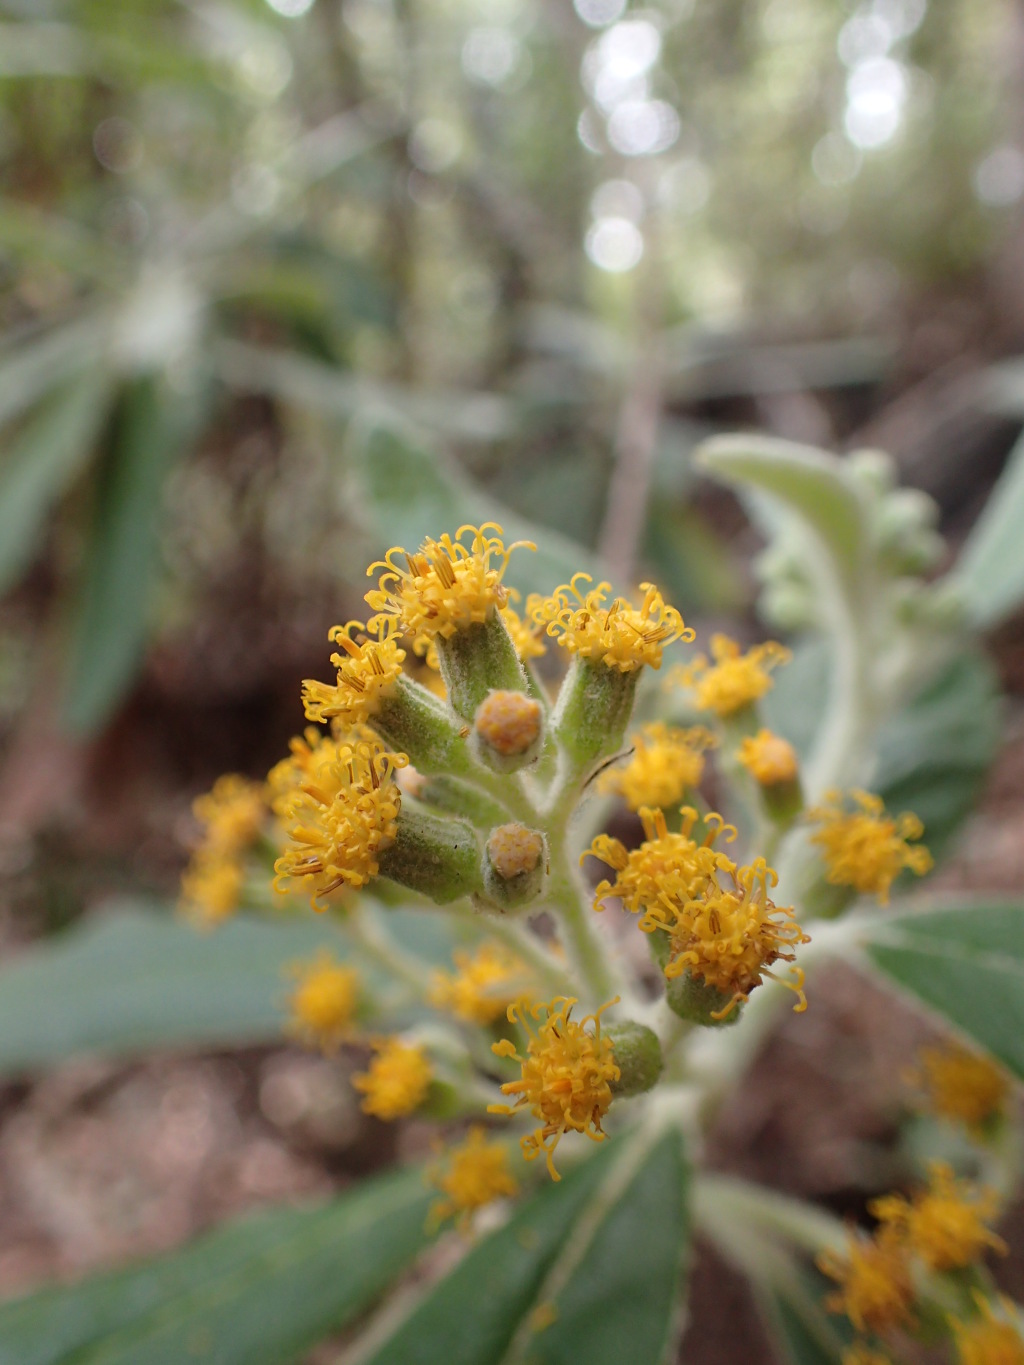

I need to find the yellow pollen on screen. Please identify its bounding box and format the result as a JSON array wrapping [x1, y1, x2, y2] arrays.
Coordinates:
[[475, 691, 543, 756], [951, 1295, 1024, 1365], [675, 634, 791, 717], [272, 739, 407, 908], [584, 805, 737, 915], [301, 620, 406, 727], [737, 729, 799, 786], [285, 950, 359, 1053], [818, 1233, 916, 1335], [428, 1126, 519, 1229], [488, 995, 620, 1180], [806, 788, 933, 904], [908, 1042, 1009, 1134], [870, 1162, 1006, 1272], [487, 823, 545, 880], [364, 523, 534, 644], [527, 574, 693, 672], [598, 723, 716, 811], [644, 858, 810, 1019], [353, 1037, 432, 1120], [429, 943, 526, 1026], [179, 774, 266, 927]]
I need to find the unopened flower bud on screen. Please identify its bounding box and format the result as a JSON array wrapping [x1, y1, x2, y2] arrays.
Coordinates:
[[481, 822, 546, 910], [377, 807, 482, 904], [550, 658, 639, 774], [473, 689, 543, 773], [603, 1021, 662, 1096], [737, 729, 803, 825], [436, 612, 528, 723]]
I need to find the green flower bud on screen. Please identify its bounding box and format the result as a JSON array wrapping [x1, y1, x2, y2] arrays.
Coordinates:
[[377, 806, 482, 904], [373, 674, 472, 778], [605, 1021, 663, 1096], [480, 822, 547, 911], [550, 658, 639, 774], [665, 972, 741, 1028], [436, 612, 527, 723], [472, 689, 543, 774]]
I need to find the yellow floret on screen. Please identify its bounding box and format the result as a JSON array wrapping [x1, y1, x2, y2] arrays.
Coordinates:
[[489, 995, 620, 1180], [501, 601, 546, 661], [301, 620, 406, 727], [475, 691, 543, 756], [737, 729, 799, 786], [180, 855, 245, 928], [908, 1042, 1009, 1134], [527, 574, 693, 672], [819, 1233, 916, 1335], [179, 774, 266, 926], [598, 722, 716, 812], [365, 524, 534, 643], [584, 805, 736, 915], [273, 739, 407, 907], [870, 1162, 1005, 1272], [353, 1037, 432, 1120], [951, 1295, 1024, 1365], [807, 789, 933, 904], [676, 634, 791, 717], [428, 1126, 519, 1229], [285, 950, 360, 1052], [428, 943, 525, 1026], [487, 823, 545, 880]]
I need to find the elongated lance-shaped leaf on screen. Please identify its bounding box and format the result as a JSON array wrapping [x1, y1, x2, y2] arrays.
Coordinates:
[[858, 900, 1024, 1079], [0, 372, 112, 596], [63, 371, 210, 733], [955, 424, 1024, 627], [0, 1165, 435, 1365], [0, 314, 109, 429], [358, 1124, 690, 1365]]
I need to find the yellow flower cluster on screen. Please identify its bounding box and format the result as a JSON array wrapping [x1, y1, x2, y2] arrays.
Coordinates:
[[353, 1037, 433, 1119], [737, 728, 798, 786], [587, 806, 737, 914], [598, 722, 716, 811], [428, 1126, 519, 1230], [286, 950, 359, 1052], [528, 574, 693, 672], [489, 996, 619, 1180], [909, 1042, 1009, 1135], [821, 1162, 1007, 1352], [501, 602, 546, 661], [676, 634, 791, 717], [952, 1295, 1024, 1365], [429, 943, 525, 1026], [301, 620, 406, 727], [365, 523, 533, 644], [273, 738, 407, 907], [807, 789, 933, 904], [179, 774, 267, 927]]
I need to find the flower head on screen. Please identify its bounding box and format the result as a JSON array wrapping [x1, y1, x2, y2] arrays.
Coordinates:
[[644, 858, 810, 1019], [489, 996, 620, 1180], [285, 950, 360, 1052], [475, 690, 543, 757], [676, 634, 791, 717], [952, 1295, 1024, 1365], [737, 729, 799, 786], [502, 601, 545, 661], [429, 943, 525, 1026], [301, 620, 406, 727], [180, 856, 245, 928], [528, 574, 693, 673], [365, 524, 533, 643], [273, 738, 407, 907], [267, 727, 339, 818], [807, 789, 933, 904], [598, 723, 716, 811], [179, 774, 266, 926], [585, 806, 736, 915], [870, 1162, 1005, 1271], [353, 1037, 432, 1120], [908, 1043, 1009, 1134], [819, 1233, 916, 1335], [428, 1126, 519, 1229]]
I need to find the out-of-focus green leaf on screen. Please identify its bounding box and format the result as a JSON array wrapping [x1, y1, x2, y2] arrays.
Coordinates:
[[0, 373, 112, 595], [860, 902, 1024, 1078], [63, 373, 208, 733], [0, 906, 348, 1074], [644, 503, 744, 614], [955, 426, 1024, 627], [757, 1273, 849, 1365], [0, 315, 109, 429], [361, 1126, 689, 1365], [352, 422, 605, 599], [0, 1165, 434, 1365], [872, 649, 1000, 860]]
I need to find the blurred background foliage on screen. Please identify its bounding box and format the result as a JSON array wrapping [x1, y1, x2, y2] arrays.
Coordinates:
[[1, 0, 1024, 921]]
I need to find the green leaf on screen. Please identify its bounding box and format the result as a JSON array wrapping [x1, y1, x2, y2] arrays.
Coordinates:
[[0, 373, 112, 596], [757, 1272, 849, 1365], [361, 1126, 689, 1365], [0, 905, 348, 1075], [955, 425, 1024, 627], [0, 315, 109, 429], [63, 373, 208, 734], [696, 435, 872, 612], [860, 901, 1024, 1078], [0, 1165, 434, 1365], [352, 422, 604, 600]]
